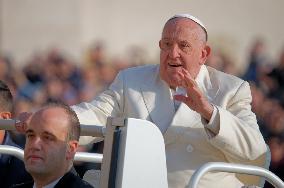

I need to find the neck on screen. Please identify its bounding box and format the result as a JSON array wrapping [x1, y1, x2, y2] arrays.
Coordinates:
[[33, 164, 72, 188], [33, 173, 63, 188]]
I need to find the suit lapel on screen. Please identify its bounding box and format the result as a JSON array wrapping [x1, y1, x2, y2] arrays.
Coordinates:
[[54, 168, 78, 188], [196, 65, 220, 104], [11, 181, 33, 188], [141, 65, 175, 133], [171, 103, 201, 127]]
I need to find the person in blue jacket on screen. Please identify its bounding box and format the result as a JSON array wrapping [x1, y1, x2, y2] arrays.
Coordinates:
[[0, 80, 32, 187]]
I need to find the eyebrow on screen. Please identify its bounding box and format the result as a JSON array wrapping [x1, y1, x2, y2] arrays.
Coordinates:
[[25, 129, 56, 139], [25, 129, 34, 134], [179, 40, 190, 43], [42, 131, 56, 139], [161, 37, 190, 42], [161, 37, 170, 40]]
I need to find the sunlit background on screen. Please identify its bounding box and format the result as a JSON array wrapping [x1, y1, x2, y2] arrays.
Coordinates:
[[0, 1, 283, 187]]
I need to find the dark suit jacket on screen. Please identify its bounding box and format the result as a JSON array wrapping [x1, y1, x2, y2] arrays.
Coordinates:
[[0, 132, 32, 188], [12, 168, 94, 188]]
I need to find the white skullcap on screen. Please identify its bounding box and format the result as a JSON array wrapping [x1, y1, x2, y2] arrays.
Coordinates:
[[168, 14, 208, 41]]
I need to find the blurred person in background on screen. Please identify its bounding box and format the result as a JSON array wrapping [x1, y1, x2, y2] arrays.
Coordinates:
[[266, 47, 284, 102], [243, 39, 271, 85], [85, 41, 106, 71], [96, 63, 118, 91], [0, 56, 14, 82], [265, 136, 284, 188], [0, 80, 32, 187], [78, 68, 102, 102], [249, 64, 284, 187], [206, 50, 238, 75]]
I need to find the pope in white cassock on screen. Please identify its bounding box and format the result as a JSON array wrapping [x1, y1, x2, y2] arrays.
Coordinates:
[[67, 14, 267, 188]]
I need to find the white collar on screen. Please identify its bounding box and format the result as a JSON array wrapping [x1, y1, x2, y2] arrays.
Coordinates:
[[195, 65, 212, 95], [170, 87, 187, 95], [33, 176, 62, 188]]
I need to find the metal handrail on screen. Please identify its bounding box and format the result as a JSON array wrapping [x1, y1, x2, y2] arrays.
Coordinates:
[[0, 145, 24, 160], [0, 119, 17, 130], [0, 145, 103, 163], [188, 162, 284, 188], [0, 119, 105, 137], [75, 152, 103, 163], [0, 119, 104, 164]]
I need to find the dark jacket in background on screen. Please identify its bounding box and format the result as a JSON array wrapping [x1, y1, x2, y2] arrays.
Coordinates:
[[0, 132, 32, 188]]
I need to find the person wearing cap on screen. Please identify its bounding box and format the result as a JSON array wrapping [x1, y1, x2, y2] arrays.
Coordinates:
[[17, 14, 267, 188]]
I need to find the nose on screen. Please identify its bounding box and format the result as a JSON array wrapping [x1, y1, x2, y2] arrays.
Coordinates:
[[169, 44, 181, 59], [27, 137, 42, 151]]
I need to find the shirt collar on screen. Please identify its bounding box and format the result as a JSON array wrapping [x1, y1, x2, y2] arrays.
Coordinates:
[[33, 176, 62, 188], [195, 65, 212, 95], [170, 87, 187, 98]]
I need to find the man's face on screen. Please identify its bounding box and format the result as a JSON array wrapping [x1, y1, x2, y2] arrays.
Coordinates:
[[159, 18, 209, 88], [24, 107, 72, 178]]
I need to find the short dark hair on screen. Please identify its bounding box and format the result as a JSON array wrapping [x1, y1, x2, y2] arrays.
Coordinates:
[[0, 80, 13, 112], [42, 101, 80, 141]]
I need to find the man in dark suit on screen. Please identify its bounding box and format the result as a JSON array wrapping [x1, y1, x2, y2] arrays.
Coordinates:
[[0, 80, 32, 187], [12, 168, 92, 188], [13, 102, 93, 188]]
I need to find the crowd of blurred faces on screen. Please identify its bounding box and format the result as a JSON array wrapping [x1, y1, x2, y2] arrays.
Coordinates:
[[208, 39, 284, 186], [0, 40, 283, 185]]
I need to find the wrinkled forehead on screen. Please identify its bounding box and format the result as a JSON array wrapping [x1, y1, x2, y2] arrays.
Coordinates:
[[162, 18, 206, 42]]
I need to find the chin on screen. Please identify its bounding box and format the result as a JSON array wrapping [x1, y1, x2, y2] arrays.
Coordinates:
[[26, 166, 39, 174], [167, 78, 180, 88], [161, 72, 180, 87], [172, 74, 183, 82]]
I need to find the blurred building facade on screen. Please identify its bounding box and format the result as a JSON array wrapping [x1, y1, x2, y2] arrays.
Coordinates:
[[0, 0, 284, 72]]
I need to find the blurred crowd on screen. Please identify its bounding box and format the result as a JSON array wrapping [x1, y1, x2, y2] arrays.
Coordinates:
[[0, 43, 134, 117], [244, 40, 284, 187], [0, 39, 284, 185], [208, 39, 284, 187]]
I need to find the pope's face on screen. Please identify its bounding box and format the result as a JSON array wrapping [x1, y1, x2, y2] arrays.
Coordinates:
[[159, 18, 209, 88]]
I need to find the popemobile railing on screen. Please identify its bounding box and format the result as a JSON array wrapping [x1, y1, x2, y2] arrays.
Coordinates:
[[0, 118, 169, 188], [1, 118, 284, 188], [187, 162, 284, 188], [0, 119, 104, 163]]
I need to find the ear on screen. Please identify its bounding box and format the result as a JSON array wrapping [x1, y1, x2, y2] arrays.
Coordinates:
[[66, 140, 79, 160], [0, 112, 12, 119], [200, 45, 211, 65], [159, 40, 162, 49]]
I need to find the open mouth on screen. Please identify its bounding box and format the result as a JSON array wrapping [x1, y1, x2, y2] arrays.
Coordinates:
[[168, 63, 182, 67]]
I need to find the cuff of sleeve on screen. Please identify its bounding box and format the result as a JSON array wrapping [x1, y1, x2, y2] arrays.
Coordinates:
[[202, 105, 220, 135]]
